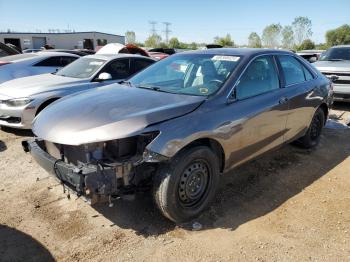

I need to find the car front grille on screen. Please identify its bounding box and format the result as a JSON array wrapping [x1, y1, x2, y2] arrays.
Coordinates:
[[321, 72, 350, 84], [334, 93, 350, 99], [322, 72, 350, 77], [333, 79, 350, 85]]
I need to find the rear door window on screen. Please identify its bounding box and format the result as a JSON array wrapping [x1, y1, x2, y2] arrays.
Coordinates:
[[102, 59, 130, 79], [302, 65, 314, 81], [60, 56, 78, 66], [34, 56, 77, 67], [131, 58, 155, 74], [278, 56, 307, 85], [235, 55, 280, 100]]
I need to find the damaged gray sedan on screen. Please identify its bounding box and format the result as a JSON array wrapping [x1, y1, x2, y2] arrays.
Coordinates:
[[23, 49, 333, 222]]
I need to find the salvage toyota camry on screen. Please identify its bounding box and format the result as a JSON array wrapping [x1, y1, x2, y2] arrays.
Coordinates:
[[23, 48, 333, 223]]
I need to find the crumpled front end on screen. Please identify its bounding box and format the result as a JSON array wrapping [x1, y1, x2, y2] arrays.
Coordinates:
[[22, 132, 167, 202]]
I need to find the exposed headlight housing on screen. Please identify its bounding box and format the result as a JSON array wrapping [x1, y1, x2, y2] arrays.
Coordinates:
[[5, 97, 33, 107]]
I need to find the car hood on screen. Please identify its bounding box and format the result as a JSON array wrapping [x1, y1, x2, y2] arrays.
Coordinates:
[[0, 73, 85, 98], [313, 60, 350, 72], [33, 84, 206, 145]]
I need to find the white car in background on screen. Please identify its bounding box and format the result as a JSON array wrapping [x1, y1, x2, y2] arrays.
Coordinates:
[[0, 54, 155, 129], [0, 52, 79, 84]]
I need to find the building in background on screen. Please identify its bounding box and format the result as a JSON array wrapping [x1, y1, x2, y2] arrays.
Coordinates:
[[0, 31, 125, 51]]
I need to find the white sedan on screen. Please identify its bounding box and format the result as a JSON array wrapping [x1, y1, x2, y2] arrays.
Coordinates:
[[0, 52, 79, 84], [0, 54, 155, 129]]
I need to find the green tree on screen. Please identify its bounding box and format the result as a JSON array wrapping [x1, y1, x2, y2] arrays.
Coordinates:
[[315, 43, 329, 50], [296, 39, 315, 51], [158, 42, 169, 48], [179, 42, 189, 49], [169, 37, 181, 48], [144, 34, 162, 48], [326, 24, 350, 46], [135, 42, 144, 47], [281, 26, 294, 49], [214, 34, 234, 47], [292, 16, 313, 46], [262, 24, 282, 48], [125, 31, 136, 44], [188, 42, 198, 50], [248, 32, 262, 48]]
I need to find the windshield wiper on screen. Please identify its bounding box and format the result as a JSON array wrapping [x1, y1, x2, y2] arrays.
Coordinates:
[[136, 85, 175, 94]]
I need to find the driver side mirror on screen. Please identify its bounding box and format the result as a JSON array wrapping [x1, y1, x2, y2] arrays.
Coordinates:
[[95, 72, 112, 82]]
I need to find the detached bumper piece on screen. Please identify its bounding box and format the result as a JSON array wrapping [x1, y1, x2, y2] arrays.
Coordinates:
[[22, 139, 119, 198]]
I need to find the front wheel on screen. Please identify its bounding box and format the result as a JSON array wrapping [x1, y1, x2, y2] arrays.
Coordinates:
[[153, 146, 220, 223], [298, 107, 325, 148]]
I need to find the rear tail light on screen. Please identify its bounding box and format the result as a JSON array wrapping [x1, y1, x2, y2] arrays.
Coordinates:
[[0, 61, 11, 66]]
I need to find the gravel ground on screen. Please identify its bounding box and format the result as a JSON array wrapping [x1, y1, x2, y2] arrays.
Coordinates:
[[0, 103, 349, 262]]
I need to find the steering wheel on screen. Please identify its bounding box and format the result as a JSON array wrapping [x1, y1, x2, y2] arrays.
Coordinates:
[[208, 79, 223, 86]]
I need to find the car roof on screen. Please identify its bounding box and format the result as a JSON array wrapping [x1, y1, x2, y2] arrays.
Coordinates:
[[83, 53, 155, 61], [331, 45, 350, 48], [182, 48, 294, 56], [0, 51, 79, 62], [36, 51, 80, 57]]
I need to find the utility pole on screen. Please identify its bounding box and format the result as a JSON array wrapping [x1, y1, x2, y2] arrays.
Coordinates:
[[149, 21, 157, 35], [163, 22, 172, 43]]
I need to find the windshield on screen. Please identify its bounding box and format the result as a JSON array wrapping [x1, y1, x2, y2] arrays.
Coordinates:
[[56, 57, 105, 78], [319, 47, 350, 61], [129, 53, 241, 96]]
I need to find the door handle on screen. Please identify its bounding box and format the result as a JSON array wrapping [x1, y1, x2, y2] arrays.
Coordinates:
[[279, 97, 289, 104]]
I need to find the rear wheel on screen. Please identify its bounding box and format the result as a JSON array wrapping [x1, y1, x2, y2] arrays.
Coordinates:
[[153, 146, 220, 223], [298, 107, 325, 148]]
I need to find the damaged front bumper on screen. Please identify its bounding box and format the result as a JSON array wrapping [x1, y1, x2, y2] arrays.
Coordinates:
[[22, 138, 167, 201]]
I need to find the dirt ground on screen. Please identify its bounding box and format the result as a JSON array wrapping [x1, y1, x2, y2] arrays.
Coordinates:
[[0, 103, 349, 262]]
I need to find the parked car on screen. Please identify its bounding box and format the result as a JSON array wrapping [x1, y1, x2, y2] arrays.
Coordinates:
[[0, 42, 20, 57], [296, 50, 324, 63], [97, 43, 150, 57], [23, 48, 332, 223], [206, 44, 223, 49], [0, 52, 79, 84], [22, 49, 42, 53], [148, 51, 169, 60], [41, 49, 90, 56], [74, 49, 95, 55], [313, 45, 350, 102], [148, 48, 176, 55], [0, 54, 155, 129]]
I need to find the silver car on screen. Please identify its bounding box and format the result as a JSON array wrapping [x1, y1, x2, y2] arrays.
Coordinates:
[[0, 52, 79, 84], [23, 48, 332, 223], [0, 54, 155, 129], [314, 45, 350, 102]]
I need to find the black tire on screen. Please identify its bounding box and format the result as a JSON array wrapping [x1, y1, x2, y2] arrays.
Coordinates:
[[153, 146, 220, 223], [298, 107, 325, 149]]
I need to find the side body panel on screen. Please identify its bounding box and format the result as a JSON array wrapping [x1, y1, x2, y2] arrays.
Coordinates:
[[147, 55, 331, 172]]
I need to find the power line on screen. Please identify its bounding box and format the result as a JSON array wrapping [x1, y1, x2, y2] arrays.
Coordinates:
[[163, 22, 172, 43], [149, 21, 157, 35]]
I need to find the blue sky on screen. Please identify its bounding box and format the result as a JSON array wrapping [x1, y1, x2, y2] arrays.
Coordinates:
[[0, 0, 349, 44]]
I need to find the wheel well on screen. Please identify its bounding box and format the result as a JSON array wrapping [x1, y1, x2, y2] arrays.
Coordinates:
[[180, 138, 225, 173], [35, 98, 59, 116], [318, 103, 329, 125]]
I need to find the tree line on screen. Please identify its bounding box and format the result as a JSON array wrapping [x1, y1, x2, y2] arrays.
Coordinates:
[[125, 18, 350, 50]]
